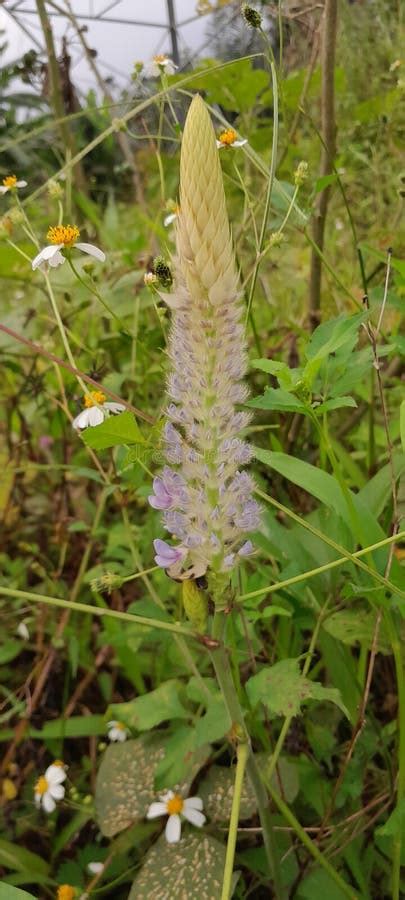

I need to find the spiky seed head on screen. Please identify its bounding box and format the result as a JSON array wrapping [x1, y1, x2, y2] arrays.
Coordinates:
[[294, 160, 309, 186], [153, 255, 173, 288], [241, 4, 262, 29]]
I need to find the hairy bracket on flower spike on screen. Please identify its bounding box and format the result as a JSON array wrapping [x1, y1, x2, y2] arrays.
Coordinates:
[[149, 95, 260, 588]]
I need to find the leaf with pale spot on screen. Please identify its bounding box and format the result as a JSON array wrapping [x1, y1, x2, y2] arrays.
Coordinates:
[[128, 833, 226, 900], [246, 658, 349, 719]]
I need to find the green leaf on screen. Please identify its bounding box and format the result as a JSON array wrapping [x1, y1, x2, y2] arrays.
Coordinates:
[[298, 868, 350, 900], [95, 736, 165, 836], [247, 388, 309, 414], [250, 359, 290, 377], [0, 887, 37, 900], [254, 449, 347, 520], [128, 832, 226, 899], [376, 799, 405, 838], [314, 396, 357, 414], [322, 609, 391, 654], [314, 173, 338, 193], [194, 694, 231, 747], [198, 764, 257, 823], [305, 313, 364, 363], [245, 658, 349, 719], [0, 840, 49, 877], [153, 725, 209, 791], [82, 411, 145, 450], [0, 640, 23, 664], [110, 680, 189, 731]]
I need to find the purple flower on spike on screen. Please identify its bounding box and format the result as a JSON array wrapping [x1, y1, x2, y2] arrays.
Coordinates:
[[153, 539, 186, 570]]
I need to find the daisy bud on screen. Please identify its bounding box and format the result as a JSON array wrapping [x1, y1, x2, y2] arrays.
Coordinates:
[[47, 179, 64, 200], [90, 572, 124, 594], [182, 580, 208, 632], [149, 96, 260, 584], [268, 230, 285, 249], [294, 160, 309, 186], [144, 271, 158, 286], [8, 207, 24, 225], [241, 4, 262, 29], [153, 256, 173, 288]]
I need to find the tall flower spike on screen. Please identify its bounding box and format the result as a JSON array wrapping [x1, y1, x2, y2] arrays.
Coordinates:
[[149, 95, 259, 582]]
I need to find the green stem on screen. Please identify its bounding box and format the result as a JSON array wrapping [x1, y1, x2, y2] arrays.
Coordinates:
[[210, 612, 285, 898], [221, 740, 249, 900], [384, 613, 405, 900], [245, 55, 279, 324], [2, 585, 192, 636], [265, 781, 358, 899], [238, 531, 404, 602], [44, 272, 87, 393], [67, 258, 125, 327], [255, 489, 404, 601]]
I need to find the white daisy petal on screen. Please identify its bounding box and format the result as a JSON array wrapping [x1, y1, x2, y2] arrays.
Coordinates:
[[87, 407, 105, 426], [165, 813, 181, 843], [182, 806, 206, 828], [34, 792, 42, 808], [42, 793, 56, 813], [16, 180, 27, 188], [72, 409, 90, 429], [49, 783, 65, 801], [0, 186, 9, 194], [17, 622, 30, 640], [104, 402, 126, 414], [45, 764, 66, 784], [48, 250, 65, 268], [164, 212, 177, 226], [146, 801, 168, 820], [75, 242, 106, 262], [184, 796, 204, 811], [87, 862, 104, 874]]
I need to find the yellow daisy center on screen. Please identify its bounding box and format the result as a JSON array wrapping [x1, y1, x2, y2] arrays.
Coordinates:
[[3, 175, 18, 188], [57, 886, 76, 900], [219, 128, 237, 146], [84, 390, 107, 408], [46, 224, 80, 247], [166, 793, 184, 815], [52, 759, 65, 767], [35, 775, 49, 796], [115, 721, 125, 730], [153, 54, 167, 64]]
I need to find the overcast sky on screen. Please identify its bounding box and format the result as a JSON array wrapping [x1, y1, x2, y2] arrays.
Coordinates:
[[0, 1, 214, 97]]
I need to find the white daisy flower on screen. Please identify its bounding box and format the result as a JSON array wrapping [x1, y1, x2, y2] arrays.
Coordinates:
[[34, 761, 67, 813], [72, 391, 125, 431], [216, 128, 247, 149], [146, 790, 206, 843], [32, 224, 105, 272], [164, 202, 180, 227], [17, 621, 30, 640], [0, 175, 27, 194], [107, 720, 128, 742], [87, 861, 104, 875], [145, 54, 177, 78]]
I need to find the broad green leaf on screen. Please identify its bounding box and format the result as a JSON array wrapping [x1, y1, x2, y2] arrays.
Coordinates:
[[314, 173, 338, 193], [0, 840, 49, 877], [194, 694, 231, 747], [247, 388, 309, 415], [305, 313, 364, 363], [254, 449, 347, 521], [298, 868, 350, 900], [82, 411, 145, 450], [246, 658, 349, 719], [358, 452, 405, 518], [250, 359, 290, 377], [314, 396, 357, 414], [198, 764, 257, 823], [376, 799, 405, 838], [322, 609, 391, 654], [0, 887, 37, 900], [110, 680, 189, 731], [95, 736, 165, 836], [128, 832, 226, 899], [153, 725, 209, 791]]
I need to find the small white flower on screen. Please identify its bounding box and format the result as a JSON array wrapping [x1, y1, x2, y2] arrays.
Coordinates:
[[144, 271, 158, 286], [72, 390, 125, 431], [34, 761, 66, 813], [146, 790, 206, 843], [163, 202, 180, 227], [216, 128, 247, 149], [107, 720, 128, 742], [0, 175, 27, 194], [87, 862, 104, 875], [17, 621, 30, 640], [145, 54, 177, 78], [31, 224, 105, 272]]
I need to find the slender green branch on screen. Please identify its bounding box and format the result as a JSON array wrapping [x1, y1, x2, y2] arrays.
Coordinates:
[[2, 586, 192, 637], [238, 533, 403, 603], [221, 741, 249, 900], [255, 489, 405, 600]]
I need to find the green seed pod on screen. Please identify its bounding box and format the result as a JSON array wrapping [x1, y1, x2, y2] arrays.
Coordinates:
[[182, 580, 208, 632]]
